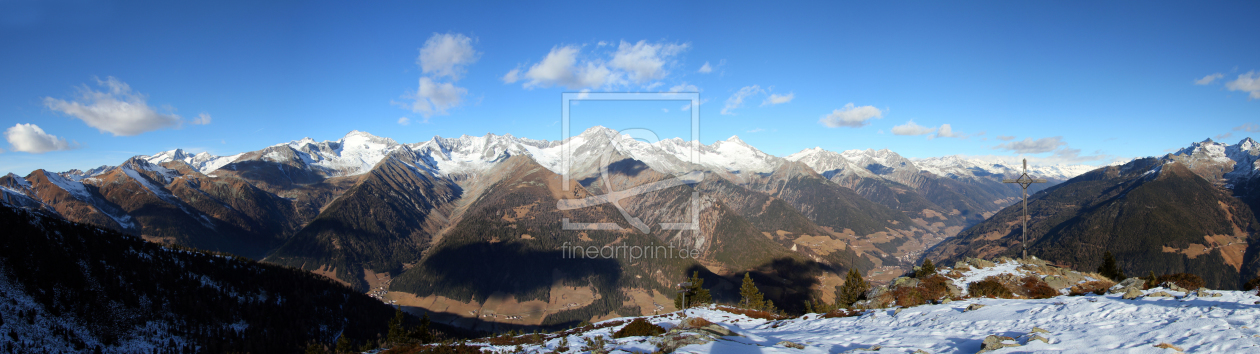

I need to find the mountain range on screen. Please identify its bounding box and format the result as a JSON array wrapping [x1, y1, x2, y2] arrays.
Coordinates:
[[0, 126, 1117, 329], [926, 138, 1260, 289]]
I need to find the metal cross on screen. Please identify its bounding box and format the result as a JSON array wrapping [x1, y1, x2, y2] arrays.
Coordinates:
[[1002, 159, 1047, 260]]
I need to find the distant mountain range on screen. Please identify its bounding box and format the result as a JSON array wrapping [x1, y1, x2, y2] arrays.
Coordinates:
[[0, 126, 1114, 329], [926, 138, 1260, 289]]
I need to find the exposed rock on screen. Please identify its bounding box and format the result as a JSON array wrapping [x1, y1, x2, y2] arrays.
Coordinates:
[[699, 324, 736, 337], [777, 340, 805, 349], [1163, 282, 1187, 293], [1146, 291, 1173, 298], [966, 304, 986, 311], [914, 350, 931, 354], [1110, 278, 1146, 294], [1123, 287, 1144, 300], [942, 298, 953, 304], [967, 258, 996, 269], [1030, 327, 1050, 334], [979, 335, 1021, 353], [893, 277, 920, 288], [1028, 334, 1050, 344], [1060, 271, 1087, 284], [944, 282, 962, 299], [865, 287, 887, 301], [654, 333, 714, 352], [1043, 275, 1071, 290]]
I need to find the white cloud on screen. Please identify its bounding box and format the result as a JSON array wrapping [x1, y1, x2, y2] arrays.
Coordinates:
[[1195, 73, 1223, 85], [662, 108, 669, 113], [698, 61, 713, 73], [993, 136, 1066, 154], [191, 113, 211, 125], [397, 117, 411, 126], [934, 124, 963, 139], [407, 77, 467, 118], [1235, 122, 1260, 132], [1216, 132, 1233, 140], [1226, 71, 1260, 99], [721, 85, 762, 115], [681, 103, 691, 111], [609, 40, 688, 84], [747, 128, 765, 133], [519, 45, 616, 89], [44, 77, 191, 136], [404, 33, 478, 118], [891, 120, 936, 136], [819, 103, 883, 128], [5, 123, 78, 153], [502, 68, 521, 84], [762, 92, 794, 106], [597, 41, 609, 47], [996, 135, 1016, 141], [511, 40, 688, 90], [418, 33, 479, 80], [669, 82, 699, 92]]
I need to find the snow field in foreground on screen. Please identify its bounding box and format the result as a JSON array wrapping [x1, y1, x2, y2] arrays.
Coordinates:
[[479, 289, 1260, 353]]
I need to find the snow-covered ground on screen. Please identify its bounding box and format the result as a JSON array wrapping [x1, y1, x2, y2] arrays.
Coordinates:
[[471, 289, 1260, 353], [460, 259, 1260, 353]]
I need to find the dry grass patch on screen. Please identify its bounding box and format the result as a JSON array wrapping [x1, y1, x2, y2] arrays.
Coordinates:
[[1018, 276, 1059, 299], [969, 276, 1015, 299]]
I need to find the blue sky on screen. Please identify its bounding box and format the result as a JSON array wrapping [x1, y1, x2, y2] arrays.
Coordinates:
[[2, 1, 1259, 176]]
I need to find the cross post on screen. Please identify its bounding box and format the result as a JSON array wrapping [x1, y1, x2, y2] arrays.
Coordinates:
[[1002, 159, 1047, 260]]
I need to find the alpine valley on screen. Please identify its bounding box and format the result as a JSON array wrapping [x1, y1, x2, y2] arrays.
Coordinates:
[[6, 126, 1260, 335]]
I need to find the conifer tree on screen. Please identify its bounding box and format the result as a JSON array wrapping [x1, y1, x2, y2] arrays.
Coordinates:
[[836, 268, 870, 308], [387, 307, 407, 345], [674, 271, 712, 309], [1097, 251, 1125, 281], [739, 273, 766, 310], [915, 259, 936, 278], [334, 334, 352, 353]]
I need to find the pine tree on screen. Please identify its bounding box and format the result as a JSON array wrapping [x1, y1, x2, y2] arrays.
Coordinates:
[[674, 271, 712, 309], [1097, 251, 1125, 281], [739, 273, 766, 310], [386, 307, 407, 345], [835, 268, 870, 308], [334, 334, 352, 354], [915, 259, 936, 278], [409, 313, 433, 344]]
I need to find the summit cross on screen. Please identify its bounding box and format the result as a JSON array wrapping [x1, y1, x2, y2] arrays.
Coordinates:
[[1002, 159, 1047, 260]]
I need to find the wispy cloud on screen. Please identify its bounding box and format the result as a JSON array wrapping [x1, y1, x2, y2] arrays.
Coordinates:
[[747, 128, 765, 133], [762, 92, 794, 106], [698, 61, 713, 73], [1195, 73, 1224, 85], [669, 82, 699, 92], [891, 120, 936, 136], [819, 103, 883, 128], [993, 136, 1066, 154], [44, 77, 194, 136], [1226, 71, 1260, 99], [4, 123, 79, 153], [397, 117, 411, 126], [721, 85, 762, 115]]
